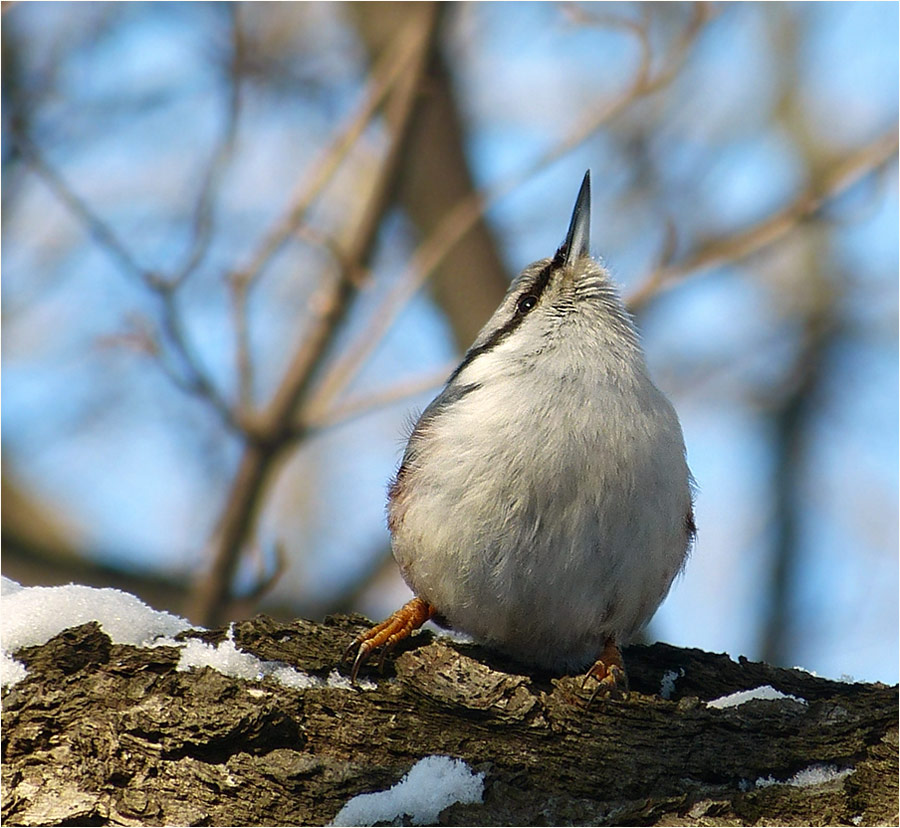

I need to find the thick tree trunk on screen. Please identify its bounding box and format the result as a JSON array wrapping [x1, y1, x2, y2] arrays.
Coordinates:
[[2, 614, 896, 826]]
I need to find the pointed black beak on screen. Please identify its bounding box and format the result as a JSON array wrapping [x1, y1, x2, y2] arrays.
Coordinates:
[[561, 170, 591, 267]]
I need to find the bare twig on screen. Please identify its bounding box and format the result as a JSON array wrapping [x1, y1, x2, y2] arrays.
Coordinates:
[[305, 5, 712, 417], [191, 3, 443, 626], [301, 364, 453, 433], [240, 541, 288, 605], [171, 4, 244, 288], [561, 3, 654, 90], [224, 13, 429, 411], [229, 277, 255, 410], [229, 13, 429, 294], [261, 17, 436, 438], [16, 132, 151, 285], [155, 287, 239, 428], [14, 130, 243, 431], [626, 129, 899, 310], [553, 3, 710, 154]]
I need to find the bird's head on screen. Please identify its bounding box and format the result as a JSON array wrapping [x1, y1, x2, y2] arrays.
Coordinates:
[[449, 171, 642, 388]]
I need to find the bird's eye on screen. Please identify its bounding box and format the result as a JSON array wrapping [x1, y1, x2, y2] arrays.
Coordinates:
[[517, 295, 537, 314]]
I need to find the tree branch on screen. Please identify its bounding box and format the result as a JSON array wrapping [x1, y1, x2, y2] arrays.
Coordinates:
[[305, 4, 713, 418], [626, 130, 899, 310], [14, 132, 151, 285], [228, 11, 432, 295], [190, 3, 443, 627], [13, 132, 242, 433], [4, 615, 896, 826], [169, 4, 244, 288]]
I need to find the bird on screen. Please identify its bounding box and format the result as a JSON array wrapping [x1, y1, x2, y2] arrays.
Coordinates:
[[345, 171, 695, 694]]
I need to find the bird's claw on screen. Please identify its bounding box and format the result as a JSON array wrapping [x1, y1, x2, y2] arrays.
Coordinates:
[[581, 661, 628, 704], [579, 638, 628, 705], [342, 597, 435, 684]]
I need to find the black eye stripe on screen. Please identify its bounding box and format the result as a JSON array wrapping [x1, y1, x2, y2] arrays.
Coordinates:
[[446, 260, 558, 384], [528, 259, 556, 303]]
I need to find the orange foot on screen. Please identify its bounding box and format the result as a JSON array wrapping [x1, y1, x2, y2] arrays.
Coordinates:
[[344, 597, 435, 683], [581, 638, 628, 703]]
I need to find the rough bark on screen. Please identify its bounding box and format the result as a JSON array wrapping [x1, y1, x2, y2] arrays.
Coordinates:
[[2, 614, 897, 827]]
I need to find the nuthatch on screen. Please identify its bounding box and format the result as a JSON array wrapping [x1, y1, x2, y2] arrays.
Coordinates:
[[346, 172, 694, 693]]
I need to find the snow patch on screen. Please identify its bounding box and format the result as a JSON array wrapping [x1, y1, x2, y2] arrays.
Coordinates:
[[660, 667, 685, 700], [1, 579, 375, 692], [1, 577, 192, 688], [331, 755, 485, 826], [170, 627, 377, 691], [792, 664, 857, 684], [754, 763, 853, 789], [1, 652, 28, 689], [707, 685, 807, 709], [432, 626, 474, 644], [175, 627, 270, 679]]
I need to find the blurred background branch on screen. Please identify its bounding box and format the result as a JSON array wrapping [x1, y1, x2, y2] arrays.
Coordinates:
[[12, 130, 242, 433], [192, 2, 443, 624], [2, 2, 896, 681], [628, 129, 899, 309]]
